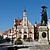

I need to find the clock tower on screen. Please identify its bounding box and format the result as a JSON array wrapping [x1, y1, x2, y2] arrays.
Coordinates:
[[38, 6, 49, 45]]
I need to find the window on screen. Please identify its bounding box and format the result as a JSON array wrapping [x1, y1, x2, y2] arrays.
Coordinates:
[[24, 24, 26, 26], [24, 18, 26, 22], [29, 29, 31, 32], [19, 30, 21, 32], [24, 29, 26, 32]]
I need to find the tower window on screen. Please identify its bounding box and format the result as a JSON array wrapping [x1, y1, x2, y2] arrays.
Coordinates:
[[24, 24, 26, 26], [19, 30, 21, 32], [24, 29, 26, 32], [24, 18, 26, 22]]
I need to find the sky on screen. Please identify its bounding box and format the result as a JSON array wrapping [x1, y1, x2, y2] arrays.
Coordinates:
[[0, 0, 50, 33]]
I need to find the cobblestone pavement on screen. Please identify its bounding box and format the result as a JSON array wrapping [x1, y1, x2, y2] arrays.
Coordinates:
[[0, 42, 12, 45], [0, 45, 50, 50], [18, 45, 50, 50], [29, 45, 50, 50], [0, 41, 50, 50], [23, 41, 38, 46]]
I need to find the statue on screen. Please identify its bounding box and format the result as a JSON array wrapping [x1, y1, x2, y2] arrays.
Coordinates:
[[41, 6, 48, 26]]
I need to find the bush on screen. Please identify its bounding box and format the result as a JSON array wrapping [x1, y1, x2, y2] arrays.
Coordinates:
[[5, 37, 10, 42], [26, 37, 33, 42], [27, 37, 30, 42], [15, 37, 23, 45]]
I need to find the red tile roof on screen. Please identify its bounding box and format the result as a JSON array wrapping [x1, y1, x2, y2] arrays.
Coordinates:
[[36, 24, 40, 28], [9, 28, 14, 33], [15, 19, 22, 25], [17, 26, 22, 29], [28, 25, 33, 29], [4, 31, 8, 35], [4, 28, 14, 35]]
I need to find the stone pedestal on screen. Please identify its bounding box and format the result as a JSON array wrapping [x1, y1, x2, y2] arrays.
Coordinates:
[[38, 26, 49, 45]]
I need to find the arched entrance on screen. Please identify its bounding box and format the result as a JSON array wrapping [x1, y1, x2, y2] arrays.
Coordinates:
[[23, 35, 27, 40]]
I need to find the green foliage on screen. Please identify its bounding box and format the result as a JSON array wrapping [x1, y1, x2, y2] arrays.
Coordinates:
[[5, 37, 8, 39], [17, 37, 21, 41], [27, 37, 30, 42], [15, 37, 23, 45], [5, 37, 10, 42]]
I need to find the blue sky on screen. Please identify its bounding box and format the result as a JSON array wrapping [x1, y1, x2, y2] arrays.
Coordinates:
[[0, 0, 50, 33]]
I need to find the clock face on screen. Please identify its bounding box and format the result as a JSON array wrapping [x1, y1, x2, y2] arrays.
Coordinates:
[[42, 32, 46, 38]]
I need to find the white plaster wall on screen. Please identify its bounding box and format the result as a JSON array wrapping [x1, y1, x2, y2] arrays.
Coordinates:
[[3, 35, 7, 39], [49, 30, 50, 40], [47, 21, 50, 41]]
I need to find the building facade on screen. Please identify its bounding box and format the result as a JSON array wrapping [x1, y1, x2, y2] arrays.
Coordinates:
[[47, 19, 50, 42], [3, 28, 14, 39], [14, 10, 34, 41], [3, 30, 8, 39], [8, 28, 14, 39]]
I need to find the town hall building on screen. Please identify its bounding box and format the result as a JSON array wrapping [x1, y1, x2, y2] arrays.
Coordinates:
[[13, 10, 34, 41]]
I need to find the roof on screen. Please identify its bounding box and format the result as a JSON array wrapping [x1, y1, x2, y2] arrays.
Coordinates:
[[15, 19, 22, 25], [17, 25, 22, 29], [3, 31, 8, 35], [36, 24, 40, 28], [28, 25, 34, 29], [9, 28, 14, 33], [11, 28, 14, 33]]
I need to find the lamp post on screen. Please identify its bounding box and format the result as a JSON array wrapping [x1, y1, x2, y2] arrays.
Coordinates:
[[14, 24, 18, 45], [14, 24, 18, 39], [15, 25, 17, 39], [11, 28, 14, 46]]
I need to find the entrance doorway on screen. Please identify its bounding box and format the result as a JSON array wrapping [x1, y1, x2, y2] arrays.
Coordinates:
[[23, 35, 27, 40]]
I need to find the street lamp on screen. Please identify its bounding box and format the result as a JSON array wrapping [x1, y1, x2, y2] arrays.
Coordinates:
[[14, 24, 17, 39], [11, 28, 14, 46]]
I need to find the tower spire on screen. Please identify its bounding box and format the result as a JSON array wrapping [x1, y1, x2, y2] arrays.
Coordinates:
[[23, 9, 27, 17], [23, 9, 27, 26]]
